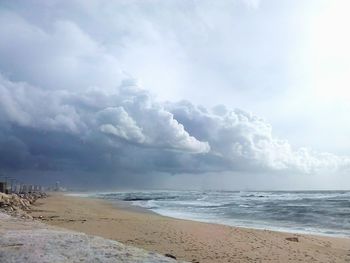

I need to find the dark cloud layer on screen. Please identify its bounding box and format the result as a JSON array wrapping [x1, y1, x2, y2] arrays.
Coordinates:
[[1, 75, 349, 179], [0, 0, 349, 188]]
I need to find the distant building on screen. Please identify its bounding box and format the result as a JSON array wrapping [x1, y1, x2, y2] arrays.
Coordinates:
[[21, 185, 28, 194], [13, 184, 21, 193], [55, 181, 60, 191], [0, 182, 6, 193]]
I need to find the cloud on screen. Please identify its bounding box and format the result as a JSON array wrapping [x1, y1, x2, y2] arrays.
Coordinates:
[[0, 73, 349, 177], [167, 101, 350, 173], [0, 0, 349, 189], [240, 0, 261, 9], [98, 107, 146, 144], [0, 74, 209, 154], [0, 9, 124, 92]]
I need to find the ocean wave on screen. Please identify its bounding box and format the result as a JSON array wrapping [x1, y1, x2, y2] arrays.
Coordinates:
[[91, 190, 350, 237]]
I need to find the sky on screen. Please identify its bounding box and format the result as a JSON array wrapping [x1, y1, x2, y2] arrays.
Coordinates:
[[0, 0, 349, 190]]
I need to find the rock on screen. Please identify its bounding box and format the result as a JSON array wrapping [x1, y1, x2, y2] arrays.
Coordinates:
[[165, 253, 177, 259], [0, 193, 8, 202], [286, 237, 299, 242], [0, 192, 47, 217]]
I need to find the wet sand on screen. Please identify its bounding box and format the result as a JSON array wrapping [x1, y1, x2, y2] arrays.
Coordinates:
[[30, 193, 350, 263]]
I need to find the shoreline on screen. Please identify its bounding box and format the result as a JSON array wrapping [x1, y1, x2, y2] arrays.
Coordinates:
[[30, 193, 350, 263], [66, 192, 350, 239]]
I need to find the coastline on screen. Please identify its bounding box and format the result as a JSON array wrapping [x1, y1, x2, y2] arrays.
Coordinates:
[[68, 190, 350, 238], [30, 193, 350, 263]]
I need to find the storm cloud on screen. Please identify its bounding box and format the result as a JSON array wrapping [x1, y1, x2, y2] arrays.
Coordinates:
[[0, 0, 349, 188], [1, 74, 349, 177]]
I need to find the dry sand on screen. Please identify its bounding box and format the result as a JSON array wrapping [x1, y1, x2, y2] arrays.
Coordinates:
[[30, 193, 350, 263], [0, 212, 180, 263]]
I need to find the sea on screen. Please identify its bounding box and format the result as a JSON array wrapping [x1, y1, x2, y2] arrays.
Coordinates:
[[71, 190, 350, 237]]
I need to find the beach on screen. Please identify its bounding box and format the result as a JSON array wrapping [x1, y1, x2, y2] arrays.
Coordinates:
[[0, 212, 181, 263], [29, 193, 350, 263]]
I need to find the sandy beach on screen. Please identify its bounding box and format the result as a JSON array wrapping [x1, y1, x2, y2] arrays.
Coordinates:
[[28, 193, 350, 263], [0, 211, 180, 263]]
